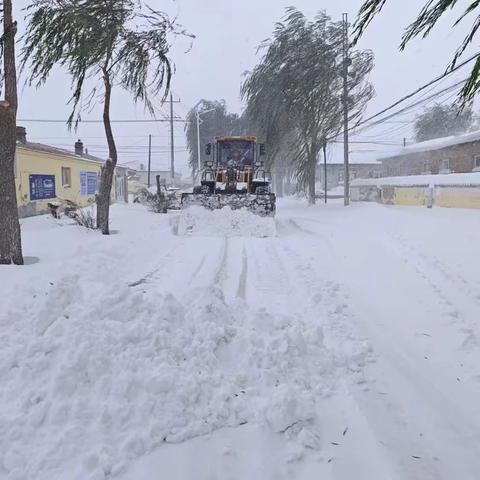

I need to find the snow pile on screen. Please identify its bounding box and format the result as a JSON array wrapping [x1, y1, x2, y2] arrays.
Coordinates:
[[0, 274, 365, 480], [351, 171, 480, 188], [177, 206, 276, 237]]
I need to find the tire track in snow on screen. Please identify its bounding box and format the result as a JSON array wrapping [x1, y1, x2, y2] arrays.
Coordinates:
[[188, 254, 208, 287], [386, 232, 480, 352], [292, 220, 480, 479], [236, 246, 248, 300], [271, 233, 406, 478], [243, 238, 293, 314], [127, 238, 187, 288], [213, 237, 229, 286], [277, 239, 446, 480]]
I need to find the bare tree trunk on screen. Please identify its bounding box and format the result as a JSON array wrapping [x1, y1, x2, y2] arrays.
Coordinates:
[[307, 151, 317, 205], [96, 70, 118, 235], [275, 168, 284, 197], [0, 0, 23, 265], [285, 167, 292, 195]]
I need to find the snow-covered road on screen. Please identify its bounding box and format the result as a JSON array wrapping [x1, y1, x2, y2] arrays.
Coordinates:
[[1, 199, 480, 480]]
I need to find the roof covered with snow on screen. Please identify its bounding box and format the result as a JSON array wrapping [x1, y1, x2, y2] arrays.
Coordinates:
[[378, 130, 480, 161], [18, 141, 105, 164], [351, 171, 480, 187]]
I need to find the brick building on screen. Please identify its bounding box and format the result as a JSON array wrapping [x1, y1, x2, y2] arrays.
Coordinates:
[[380, 130, 480, 177]]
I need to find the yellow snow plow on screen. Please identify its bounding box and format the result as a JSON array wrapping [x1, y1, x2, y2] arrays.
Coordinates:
[[181, 136, 276, 217]]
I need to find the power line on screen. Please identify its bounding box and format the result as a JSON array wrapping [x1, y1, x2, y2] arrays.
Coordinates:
[[350, 78, 467, 137], [28, 134, 185, 140], [350, 50, 480, 132], [18, 118, 186, 124], [328, 51, 480, 143], [49, 143, 187, 149], [332, 140, 404, 146]]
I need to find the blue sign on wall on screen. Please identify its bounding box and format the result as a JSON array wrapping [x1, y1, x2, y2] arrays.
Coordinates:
[[29, 175, 56, 201], [80, 171, 98, 196]]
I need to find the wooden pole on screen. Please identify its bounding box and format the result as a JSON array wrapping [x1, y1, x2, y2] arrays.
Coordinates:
[[323, 141, 328, 204], [342, 12, 350, 207], [147, 134, 152, 188]]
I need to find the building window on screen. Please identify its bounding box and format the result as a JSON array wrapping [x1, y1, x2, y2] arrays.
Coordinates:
[[440, 159, 450, 173], [474, 155, 480, 171], [62, 167, 71, 187]]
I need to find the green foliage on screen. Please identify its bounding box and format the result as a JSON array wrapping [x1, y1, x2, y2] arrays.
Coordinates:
[[414, 103, 475, 142], [185, 100, 242, 173], [353, 0, 480, 106], [21, 0, 190, 127], [242, 8, 374, 199]]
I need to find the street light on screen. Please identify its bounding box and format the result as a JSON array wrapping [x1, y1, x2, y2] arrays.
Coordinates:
[[194, 105, 216, 181]]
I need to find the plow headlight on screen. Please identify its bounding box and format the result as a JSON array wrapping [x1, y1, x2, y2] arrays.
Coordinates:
[[204, 160, 214, 167], [255, 161, 264, 167]]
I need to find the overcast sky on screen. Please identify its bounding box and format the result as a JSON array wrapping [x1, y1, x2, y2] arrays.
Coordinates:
[[13, 0, 476, 174]]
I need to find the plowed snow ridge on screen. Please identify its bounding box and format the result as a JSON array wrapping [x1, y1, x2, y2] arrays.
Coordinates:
[[177, 206, 276, 237]]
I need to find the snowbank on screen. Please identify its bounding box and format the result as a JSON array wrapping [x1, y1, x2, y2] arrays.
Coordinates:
[[0, 279, 360, 480], [351, 171, 480, 188], [177, 206, 276, 237]]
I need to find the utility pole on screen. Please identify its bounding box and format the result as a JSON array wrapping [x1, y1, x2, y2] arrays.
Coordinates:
[[403, 137, 407, 147], [323, 140, 328, 204], [196, 110, 201, 181], [169, 92, 175, 186], [342, 12, 350, 207], [147, 134, 152, 188]]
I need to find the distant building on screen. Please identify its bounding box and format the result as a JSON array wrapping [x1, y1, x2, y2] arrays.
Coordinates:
[[133, 165, 182, 188], [379, 131, 480, 177], [317, 162, 382, 189], [15, 127, 128, 217]]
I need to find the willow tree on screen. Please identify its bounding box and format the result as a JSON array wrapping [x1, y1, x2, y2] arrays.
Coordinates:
[[415, 103, 474, 142], [185, 100, 240, 175], [22, 0, 187, 234], [0, 0, 24, 264], [243, 8, 374, 204], [354, 1, 480, 105]]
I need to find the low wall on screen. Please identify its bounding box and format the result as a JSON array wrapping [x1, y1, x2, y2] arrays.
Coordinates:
[[435, 186, 480, 209], [393, 187, 427, 207]]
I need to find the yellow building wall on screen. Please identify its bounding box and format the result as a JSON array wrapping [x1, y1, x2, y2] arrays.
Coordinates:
[[393, 187, 427, 206], [435, 187, 480, 209], [15, 147, 102, 216]]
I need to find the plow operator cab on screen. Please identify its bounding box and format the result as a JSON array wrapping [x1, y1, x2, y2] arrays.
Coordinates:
[[182, 136, 276, 217]]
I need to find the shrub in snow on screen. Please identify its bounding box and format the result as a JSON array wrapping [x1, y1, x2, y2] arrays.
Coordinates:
[[68, 206, 96, 229], [134, 187, 167, 213]]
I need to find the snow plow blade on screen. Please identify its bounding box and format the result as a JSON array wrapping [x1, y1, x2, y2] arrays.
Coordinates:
[[181, 193, 276, 217]]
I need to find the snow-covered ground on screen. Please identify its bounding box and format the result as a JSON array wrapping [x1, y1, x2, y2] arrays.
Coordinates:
[[1, 199, 480, 480]]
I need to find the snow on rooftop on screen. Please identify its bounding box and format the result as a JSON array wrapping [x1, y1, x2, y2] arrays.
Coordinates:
[[352, 171, 480, 187], [378, 130, 480, 161]]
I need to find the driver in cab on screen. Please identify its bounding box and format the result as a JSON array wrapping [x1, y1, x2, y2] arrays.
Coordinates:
[[227, 148, 251, 168]]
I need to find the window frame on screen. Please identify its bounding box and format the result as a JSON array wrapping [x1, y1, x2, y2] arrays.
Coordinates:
[[439, 159, 451, 174], [474, 155, 480, 171], [61, 166, 72, 188]]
